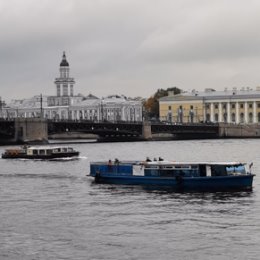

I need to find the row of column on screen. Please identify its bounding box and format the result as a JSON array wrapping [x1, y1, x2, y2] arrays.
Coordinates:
[[209, 101, 257, 123], [44, 107, 142, 122]]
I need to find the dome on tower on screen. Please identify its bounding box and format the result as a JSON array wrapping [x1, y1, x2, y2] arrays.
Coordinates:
[[60, 51, 69, 67]]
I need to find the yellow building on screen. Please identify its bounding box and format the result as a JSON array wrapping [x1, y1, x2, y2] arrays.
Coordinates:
[[159, 88, 260, 124]]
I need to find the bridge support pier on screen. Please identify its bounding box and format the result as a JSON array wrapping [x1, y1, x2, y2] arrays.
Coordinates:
[[142, 121, 152, 140], [15, 118, 48, 144]]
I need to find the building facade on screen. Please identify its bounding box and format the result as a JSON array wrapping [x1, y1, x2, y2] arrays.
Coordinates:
[[2, 52, 143, 122], [159, 88, 260, 124]]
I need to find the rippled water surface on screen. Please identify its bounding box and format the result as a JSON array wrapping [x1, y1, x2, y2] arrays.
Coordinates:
[[0, 139, 260, 260]]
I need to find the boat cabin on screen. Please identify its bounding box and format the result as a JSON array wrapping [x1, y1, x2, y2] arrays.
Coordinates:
[[142, 162, 247, 177], [26, 146, 75, 156], [90, 161, 248, 178]]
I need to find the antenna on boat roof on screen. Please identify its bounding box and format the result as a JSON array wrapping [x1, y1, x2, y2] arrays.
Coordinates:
[[249, 162, 253, 173]]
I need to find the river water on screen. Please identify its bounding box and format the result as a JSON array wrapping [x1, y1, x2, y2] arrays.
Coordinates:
[[0, 139, 260, 260]]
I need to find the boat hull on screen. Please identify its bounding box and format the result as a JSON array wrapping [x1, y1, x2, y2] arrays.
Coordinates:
[[2, 152, 79, 159], [93, 174, 254, 191]]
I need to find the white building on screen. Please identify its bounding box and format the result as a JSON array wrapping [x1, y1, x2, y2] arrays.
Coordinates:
[[2, 52, 143, 122]]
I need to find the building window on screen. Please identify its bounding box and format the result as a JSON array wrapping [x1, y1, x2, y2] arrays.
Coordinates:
[[231, 104, 235, 109], [240, 104, 244, 109], [223, 104, 226, 109], [70, 85, 73, 97], [206, 104, 210, 109], [249, 103, 253, 109], [206, 113, 210, 122], [215, 104, 218, 109], [168, 106, 171, 110], [258, 112, 260, 122], [63, 84, 68, 96], [223, 113, 227, 122], [249, 112, 253, 123], [231, 113, 235, 122], [57, 85, 61, 97], [258, 103, 260, 108], [214, 113, 218, 122], [240, 113, 244, 123], [190, 105, 193, 109]]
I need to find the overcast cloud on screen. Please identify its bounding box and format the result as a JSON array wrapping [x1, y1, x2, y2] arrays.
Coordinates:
[[1, 0, 260, 102]]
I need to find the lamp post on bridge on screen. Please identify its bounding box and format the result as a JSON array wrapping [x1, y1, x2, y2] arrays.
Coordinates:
[[40, 94, 43, 118], [0, 97, 2, 118], [100, 99, 104, 122]]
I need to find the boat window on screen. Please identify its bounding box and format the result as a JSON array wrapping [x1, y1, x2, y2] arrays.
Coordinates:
[[160, 170, 175, 177], [33, 150, 38, 155], [39, 150, 45, 155], [145, 165, 159, 169], [226, 165, 246, 175], [68, 148, 73, 152], [62, 148, 67, 152], [144, 169, 160, 176], [211, 165, 227, 176], [47, 149, 52, 155], [199, 165, 207, 177], [164, 166, 174, 169], [158, 168, 200, 177], [174, 165, 190, 169]]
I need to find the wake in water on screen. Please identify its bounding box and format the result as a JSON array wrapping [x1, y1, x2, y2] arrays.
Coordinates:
[[7, 156, 88, 162], [48, 156, 88, 161]]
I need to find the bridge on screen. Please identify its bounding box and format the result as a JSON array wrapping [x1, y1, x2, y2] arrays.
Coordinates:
[[48, 120, 219, 140], [0, 118, 220, 144], [0, 119, 15, 139], [151, 123, 219, 139], [48, 120, 144, 141]]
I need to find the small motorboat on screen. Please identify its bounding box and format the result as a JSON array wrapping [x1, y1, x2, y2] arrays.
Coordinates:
[[2, 145, 79, 159]]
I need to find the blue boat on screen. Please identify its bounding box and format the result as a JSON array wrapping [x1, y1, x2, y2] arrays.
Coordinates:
[[89, 159, 255, 191]]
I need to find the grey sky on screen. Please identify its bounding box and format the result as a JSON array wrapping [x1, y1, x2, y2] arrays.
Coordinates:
[[1, 0, 260, 102]]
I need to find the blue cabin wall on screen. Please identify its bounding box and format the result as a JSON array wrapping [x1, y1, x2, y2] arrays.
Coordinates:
[[90, 164, 133, 175]]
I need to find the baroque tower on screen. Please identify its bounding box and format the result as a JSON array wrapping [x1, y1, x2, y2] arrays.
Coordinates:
[[54, 52, 75, 98]]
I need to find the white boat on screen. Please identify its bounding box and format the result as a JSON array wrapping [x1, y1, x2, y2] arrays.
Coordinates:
[[2, 145, 80, 159]]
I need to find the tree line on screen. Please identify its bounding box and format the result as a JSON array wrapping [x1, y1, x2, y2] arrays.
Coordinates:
[[143, 87, 181, 119]]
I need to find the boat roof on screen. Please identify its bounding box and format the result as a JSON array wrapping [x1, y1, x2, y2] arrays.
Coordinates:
[[26, 146, 74, 150], [144, 161, 245, 165], [91, 160, 246, 166]]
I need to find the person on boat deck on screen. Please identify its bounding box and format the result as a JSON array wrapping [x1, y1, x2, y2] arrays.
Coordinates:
[[146, 157, 151, 162], [108, 159, 113, 171], [159, 157, 164, 161], [114, 158, 119, 164], [153, 158, 157, 161]]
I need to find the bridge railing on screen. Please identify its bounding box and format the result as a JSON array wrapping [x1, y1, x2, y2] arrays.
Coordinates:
[[46, 118, 143, 125]]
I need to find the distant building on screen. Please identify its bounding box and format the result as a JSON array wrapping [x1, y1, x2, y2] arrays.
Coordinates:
[[47, 51, 83, 106], [2, 52, 143, 122], [159, 88, 260, 124], [2, 95, 48, 118], [69, 95, 142, 122]]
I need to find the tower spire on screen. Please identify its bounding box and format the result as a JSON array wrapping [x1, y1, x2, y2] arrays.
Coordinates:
[[60, 51, 69, 67], [54, 52, 75, 99]]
